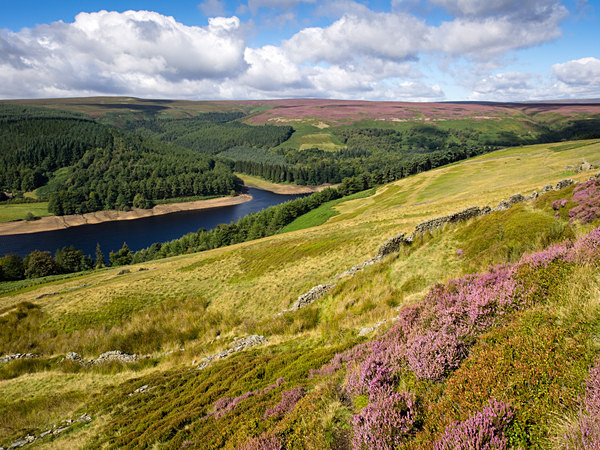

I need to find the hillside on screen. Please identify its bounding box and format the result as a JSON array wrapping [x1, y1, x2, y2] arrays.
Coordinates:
[[3, 98, 599, 191], [1, 139, 600, 448]]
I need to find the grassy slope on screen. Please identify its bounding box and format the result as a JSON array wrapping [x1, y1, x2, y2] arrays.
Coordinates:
[[1, 139, 600, 447]]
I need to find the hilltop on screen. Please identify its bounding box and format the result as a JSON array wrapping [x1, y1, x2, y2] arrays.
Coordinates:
[[1, 137, 600, 448]]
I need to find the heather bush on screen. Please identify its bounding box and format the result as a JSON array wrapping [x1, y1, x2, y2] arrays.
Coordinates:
[[352, 389, 418, 450], [264, 387, 305, 420], [237, 433, 283, 450], [434, 399, 514, 450], [212, 377, 286, 419], [569, 177, 600, 224], [564, 360, 600, 449]]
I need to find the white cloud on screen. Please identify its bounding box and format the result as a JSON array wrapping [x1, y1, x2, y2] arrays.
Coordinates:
[[0, 4, 586, 101], [430, 0, 564, 19], [0, 10, 247, 98], [284, 11, 427, 65], [552, 57, 600, 98]]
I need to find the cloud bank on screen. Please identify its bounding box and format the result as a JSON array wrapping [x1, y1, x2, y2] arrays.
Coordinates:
[[0, 1, 596, 101]]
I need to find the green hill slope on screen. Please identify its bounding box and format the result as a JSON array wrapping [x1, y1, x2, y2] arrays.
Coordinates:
[[1, 139, 600, 448]]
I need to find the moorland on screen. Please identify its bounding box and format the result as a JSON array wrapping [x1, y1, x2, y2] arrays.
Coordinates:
[[0, 97, 600, 448]]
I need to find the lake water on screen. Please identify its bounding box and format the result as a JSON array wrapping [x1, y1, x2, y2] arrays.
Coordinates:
[[0, 189, 304, 258]]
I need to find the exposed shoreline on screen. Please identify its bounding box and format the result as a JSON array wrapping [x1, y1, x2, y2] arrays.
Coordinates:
[[0, 194, 253, 236], [235, 173, 335, 195]]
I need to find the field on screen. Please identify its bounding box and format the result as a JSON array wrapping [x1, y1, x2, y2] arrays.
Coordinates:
[[1, 138, 600, 448], [0, 202, 50, 223]]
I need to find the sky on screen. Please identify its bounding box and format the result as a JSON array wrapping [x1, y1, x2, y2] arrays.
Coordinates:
[[0, 0, 599, 101]]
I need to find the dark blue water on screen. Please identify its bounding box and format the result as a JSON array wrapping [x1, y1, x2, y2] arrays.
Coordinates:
[[0, 189, 304, 258]]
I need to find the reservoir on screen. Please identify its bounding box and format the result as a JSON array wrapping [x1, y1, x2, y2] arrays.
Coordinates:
[[0, 188, 305, 258]]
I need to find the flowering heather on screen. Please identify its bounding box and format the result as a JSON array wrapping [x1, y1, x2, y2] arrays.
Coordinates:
[[570, 178, 600, 224], [352, 389, 417, 450], [211, 377, 286, 419], [434, 399, 514, 450], [564, 360, 600, 448], [264, 387, 305, 420], [456, 248, 464, 258], [237, 433, 283, 450]]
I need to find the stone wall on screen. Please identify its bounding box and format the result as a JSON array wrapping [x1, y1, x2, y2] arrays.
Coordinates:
[[289, 178, 576, 311]]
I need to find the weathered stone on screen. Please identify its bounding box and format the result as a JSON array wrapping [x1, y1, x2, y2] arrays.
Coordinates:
[[197, 335, 267, 370], [376, 233, 412, 258], [95, 350, 137, 364], [541, 184, 554, 194], [578, 159, 593, 173], [555, 178, 574, 190], [0, 353, 38, 364], [65, 352, 82, 362], [414, 206, 486, 235], [292, 283, 335, 310]]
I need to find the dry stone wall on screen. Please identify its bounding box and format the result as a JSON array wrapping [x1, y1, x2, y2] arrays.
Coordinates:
[[289, 178, 576, 311], [196, 335, 267, 370]]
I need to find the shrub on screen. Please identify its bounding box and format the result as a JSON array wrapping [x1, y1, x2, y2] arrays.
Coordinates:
[[352, 389, 418, 450], [264, 387, 305, 420], [564, 360, 600, 448], [434, 399, 514, 450], [569, 177, 600, 224]]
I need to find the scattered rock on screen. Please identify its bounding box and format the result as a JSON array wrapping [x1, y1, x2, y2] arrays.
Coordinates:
[[64, 352, 82, 362], [95, 350, 137, 364], [197, 335, 267, 370], [2, 414, 91, 449], [129, 384, 155, 396], [578, 159, 593, 173], [117, 269, 130, 275]]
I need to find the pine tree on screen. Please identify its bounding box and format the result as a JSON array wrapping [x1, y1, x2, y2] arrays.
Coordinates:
[[95, 242, 106, 268]]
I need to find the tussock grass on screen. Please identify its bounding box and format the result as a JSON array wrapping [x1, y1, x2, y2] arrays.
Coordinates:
[[2, 139, 600, 446]]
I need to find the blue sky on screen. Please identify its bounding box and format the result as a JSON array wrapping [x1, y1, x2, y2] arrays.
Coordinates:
[[0, 0, 598, 101]]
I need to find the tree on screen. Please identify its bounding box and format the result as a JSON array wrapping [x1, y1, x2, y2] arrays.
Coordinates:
[[24, 250, 59, 279], [109, 242, 133, 267], [95, 243, 106, 268], [0, 254, 25, 281]]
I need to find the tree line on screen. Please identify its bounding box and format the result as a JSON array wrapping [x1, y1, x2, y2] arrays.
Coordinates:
[[0, 173, 377, 283]]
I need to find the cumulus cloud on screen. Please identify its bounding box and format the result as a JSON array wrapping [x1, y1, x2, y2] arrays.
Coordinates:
[[468, 72, 539, 101], [284, 11, 427, 65], [0, 10, 247, 98], [430, 0, 565, 19], [0, 4, 585, 101], [552, 57, 600, 98]]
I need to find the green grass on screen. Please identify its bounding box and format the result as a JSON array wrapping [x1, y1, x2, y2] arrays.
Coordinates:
[[279, 189, 376, 233], [0, 202, 50, 222], [1, 139, 600, 448], [34, 167, 71, 198]]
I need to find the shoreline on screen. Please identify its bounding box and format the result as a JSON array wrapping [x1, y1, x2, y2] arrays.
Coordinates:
[[0, 194, 253, 236], [235, 173, 336, 195]]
